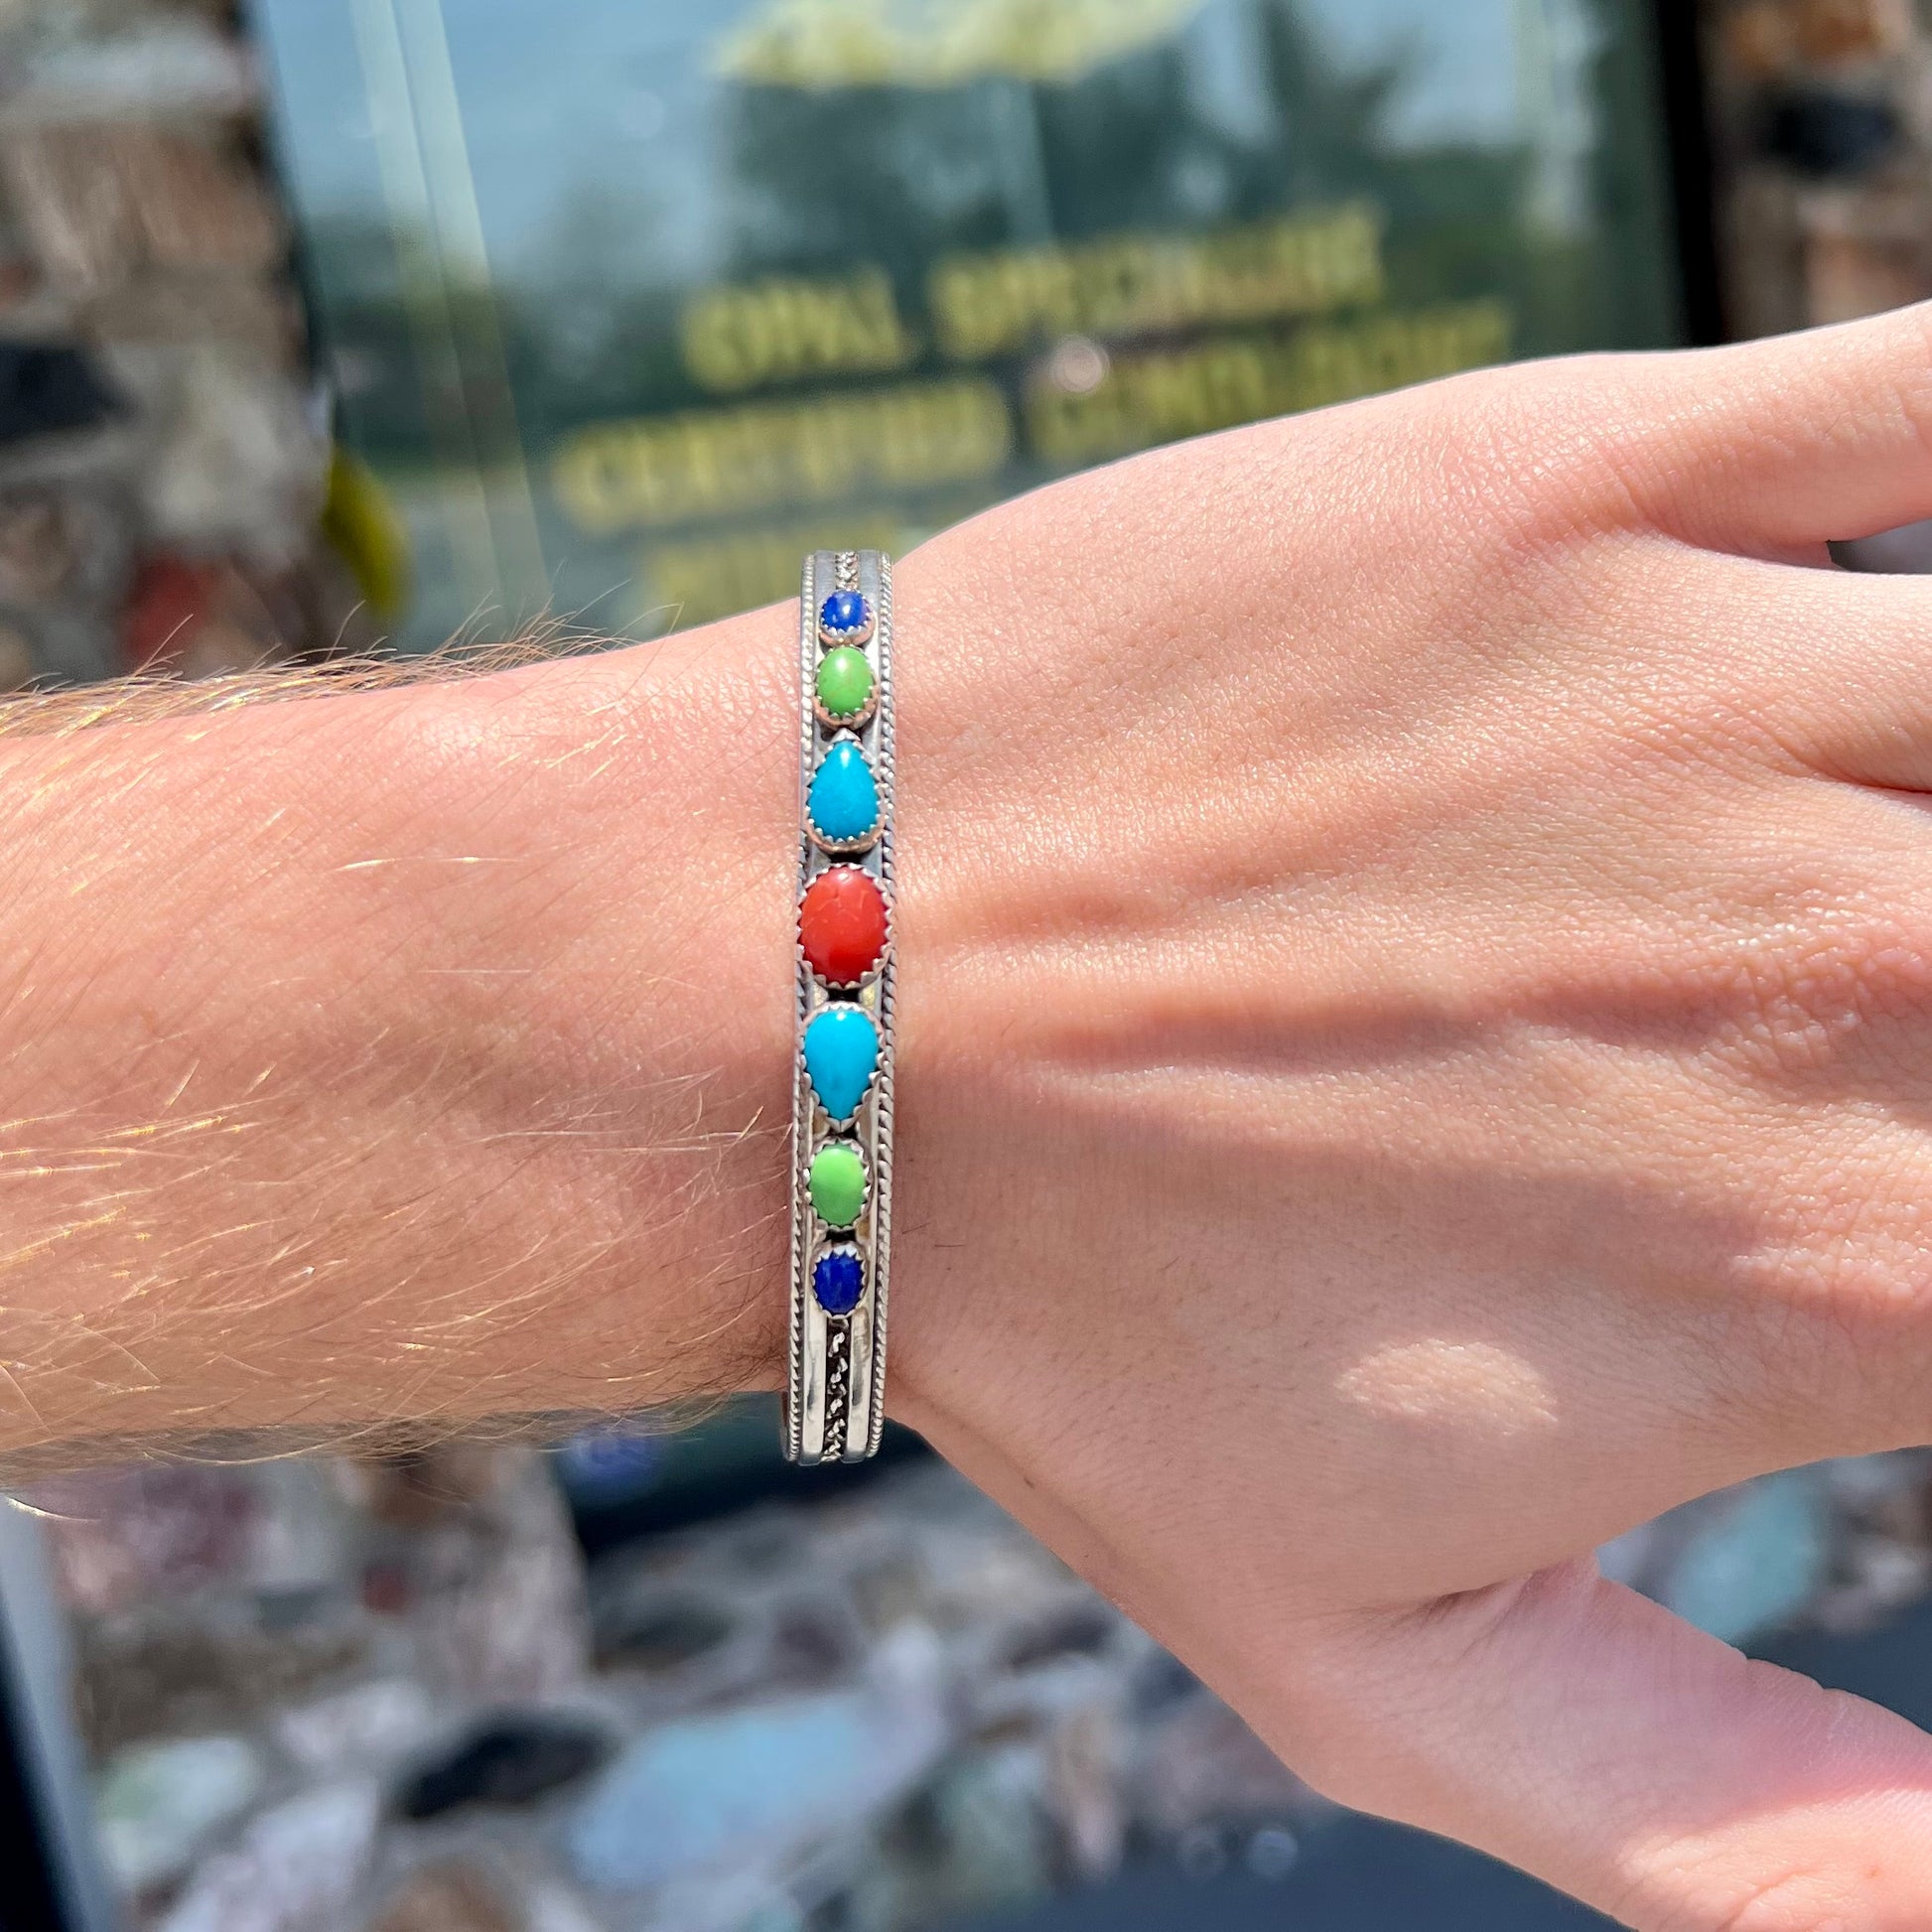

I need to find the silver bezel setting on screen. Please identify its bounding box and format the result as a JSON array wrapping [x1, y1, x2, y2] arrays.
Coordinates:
[[800, 1005, 881, 1130], [813, 688, 878, 733], [787, 550, 895, 1466], [806, 823, 881, 857], [796, 863, 893, 991], [807, 1137, 869, 1231], [808, 1238, 867, 1317], [814, 638, 880, 730], [817, 593, 874, 648], [805, 731, 882, 854]]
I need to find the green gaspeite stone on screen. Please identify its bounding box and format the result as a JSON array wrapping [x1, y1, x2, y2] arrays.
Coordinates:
[[816, 646, 874, 720], [808, 1142, 867, 1227]]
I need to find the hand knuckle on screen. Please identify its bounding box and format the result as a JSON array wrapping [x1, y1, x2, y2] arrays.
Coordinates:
[[1727, 904, 1932, 1074]]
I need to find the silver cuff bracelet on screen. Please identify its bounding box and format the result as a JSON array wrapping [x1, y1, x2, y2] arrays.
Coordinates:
[[785, 548, 896, 1464]]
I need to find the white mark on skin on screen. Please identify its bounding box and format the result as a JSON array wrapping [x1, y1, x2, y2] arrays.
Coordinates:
[[1334, 1339, 1557, 1440]]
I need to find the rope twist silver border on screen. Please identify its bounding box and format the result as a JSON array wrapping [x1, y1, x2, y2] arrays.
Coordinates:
[[785, 549, 895, 1464]]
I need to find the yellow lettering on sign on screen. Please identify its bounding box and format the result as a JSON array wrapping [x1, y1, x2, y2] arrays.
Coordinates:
[[1027, 302, 1512, 468], [680, 268, 916, 393], [645, 514, 904, 629], [930, 204, 1384, 360], [714, 0, 1209, 89], [552, 376, 1012, 533]]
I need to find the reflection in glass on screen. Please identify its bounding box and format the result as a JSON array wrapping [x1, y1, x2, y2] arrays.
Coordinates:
[[254, 0, 1681, 648]]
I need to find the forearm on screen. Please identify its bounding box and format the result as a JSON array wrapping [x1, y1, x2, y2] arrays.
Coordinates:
[[0, 615, 802, 1470]]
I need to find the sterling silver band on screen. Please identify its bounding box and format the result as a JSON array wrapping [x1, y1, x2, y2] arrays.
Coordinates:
[[785, 548, 895, 1464]]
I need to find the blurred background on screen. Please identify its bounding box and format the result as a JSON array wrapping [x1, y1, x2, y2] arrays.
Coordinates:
[[0, 2, 1925, 1929]]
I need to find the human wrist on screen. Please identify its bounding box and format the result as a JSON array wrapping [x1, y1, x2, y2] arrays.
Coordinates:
[[353, 620, 807, 1410], [429, 619, 803, 1405]]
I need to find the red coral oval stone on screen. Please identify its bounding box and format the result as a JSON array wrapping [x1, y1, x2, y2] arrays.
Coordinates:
[[799, 867, 889, 984]]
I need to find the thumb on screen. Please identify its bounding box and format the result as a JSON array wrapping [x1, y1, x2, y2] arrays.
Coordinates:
[[1278, 1558, 1932, 1930]]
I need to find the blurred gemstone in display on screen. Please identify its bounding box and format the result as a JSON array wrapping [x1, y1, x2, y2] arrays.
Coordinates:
[[1762, 88, 1897, 177], [398, 1717, 608, 1820], [813, 1249, 864, 1315]]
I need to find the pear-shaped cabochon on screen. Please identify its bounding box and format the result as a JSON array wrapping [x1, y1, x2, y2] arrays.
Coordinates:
[[802, 1005, 879, 1123], [808, 741, 879, 846]]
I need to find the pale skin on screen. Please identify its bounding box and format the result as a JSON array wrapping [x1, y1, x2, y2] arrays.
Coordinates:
[[13, 305, 1932, 1924]]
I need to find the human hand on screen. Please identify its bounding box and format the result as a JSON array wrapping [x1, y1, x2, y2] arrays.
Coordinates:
[[881, 304, 1932, 1927]]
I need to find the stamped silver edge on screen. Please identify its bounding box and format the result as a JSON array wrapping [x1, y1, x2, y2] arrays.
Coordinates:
[[794, 863, 893, 993], [866, 554, 896, 1459]]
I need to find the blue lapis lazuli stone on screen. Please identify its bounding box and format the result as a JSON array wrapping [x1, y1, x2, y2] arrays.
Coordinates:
[[819, 589, 869, 637], [813, 1249, 864, 1316], [808, 742, 878, 844], [802, 1005, 879, 1122]]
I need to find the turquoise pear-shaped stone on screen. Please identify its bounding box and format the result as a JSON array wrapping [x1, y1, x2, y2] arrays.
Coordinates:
[[808, 742, 879, 845], [802, 1005, 879, 1123]]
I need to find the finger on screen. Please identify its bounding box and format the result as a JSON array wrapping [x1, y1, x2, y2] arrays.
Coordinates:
[[1273, 1559, 1932, 1930], [1507, 304, 1932, 556], [1626, 540, 1932, 791], [1785, 576, 1932, 793]]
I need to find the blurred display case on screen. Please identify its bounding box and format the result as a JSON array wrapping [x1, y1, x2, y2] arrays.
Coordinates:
[[1703, 0, 1932, 335]]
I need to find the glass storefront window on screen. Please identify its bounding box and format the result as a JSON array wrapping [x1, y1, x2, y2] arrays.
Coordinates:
[[253, 0, 1684, 647]]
